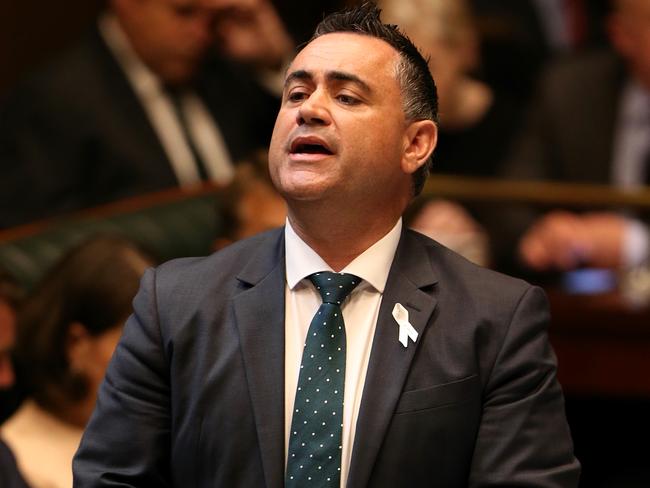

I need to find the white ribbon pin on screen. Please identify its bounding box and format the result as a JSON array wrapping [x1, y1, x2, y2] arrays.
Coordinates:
[[392, 303, 418, 348]]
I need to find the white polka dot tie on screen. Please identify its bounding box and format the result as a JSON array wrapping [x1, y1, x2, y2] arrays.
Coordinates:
[[286, 272, 360, 487]]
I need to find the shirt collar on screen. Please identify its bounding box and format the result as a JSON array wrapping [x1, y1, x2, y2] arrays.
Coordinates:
[[285, 218, 402, 294], [98, 12, 163, 98], [620, 78, 650, 126]]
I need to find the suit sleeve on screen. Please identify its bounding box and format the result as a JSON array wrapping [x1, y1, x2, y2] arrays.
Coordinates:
[[468, 286, 581, 487], [73, 268, 172, 487]]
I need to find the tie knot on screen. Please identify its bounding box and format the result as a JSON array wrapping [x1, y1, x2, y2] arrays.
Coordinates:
[[308, 272, 361, 305]]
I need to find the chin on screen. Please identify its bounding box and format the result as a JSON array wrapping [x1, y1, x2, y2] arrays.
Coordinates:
[[279, 182, 332, 203], [160, 65, 198, 86]]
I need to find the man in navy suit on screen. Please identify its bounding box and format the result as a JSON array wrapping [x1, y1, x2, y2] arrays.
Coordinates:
[[73, 4, 580, 487]]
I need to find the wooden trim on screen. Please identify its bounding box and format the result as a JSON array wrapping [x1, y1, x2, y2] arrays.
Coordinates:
[[423, 176, 650, 208], [0, 183, 222, 242]]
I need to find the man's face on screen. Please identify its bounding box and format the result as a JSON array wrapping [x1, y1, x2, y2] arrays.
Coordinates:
[[268, 33, 412, 212], [117, 0, 238, 84], [609, 0, 650, 89]]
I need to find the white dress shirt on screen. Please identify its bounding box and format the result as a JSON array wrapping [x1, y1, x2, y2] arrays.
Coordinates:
[[1, 399, 83, 488], [284, 218, 402, 487], [98, 13, 234, 185], [532, 0, 571, 51], [611, 79, 650, 266]]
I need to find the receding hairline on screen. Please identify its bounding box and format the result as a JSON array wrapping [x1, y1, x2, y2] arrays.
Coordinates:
[[284, 32, 410, 103]]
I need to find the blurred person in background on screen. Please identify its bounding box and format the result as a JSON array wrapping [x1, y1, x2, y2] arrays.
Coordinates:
[[0, 0, 280, 229], [469, 0, 609, 105], [500, 0, 650, 275], [379, 0, 498, 266], [213, 150, 287, 250], [496, 4, 650, 486], [211, 0, 294, 98], [0, 235, 155, 488], [380, 0, 521, 178]]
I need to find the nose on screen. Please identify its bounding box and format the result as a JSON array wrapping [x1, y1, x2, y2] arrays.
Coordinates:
[[296, 90, 331, 126]]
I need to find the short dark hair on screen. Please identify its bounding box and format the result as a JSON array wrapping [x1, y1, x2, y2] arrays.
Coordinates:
[[311, 1, 438, 196], [15, 235, 156, 411]]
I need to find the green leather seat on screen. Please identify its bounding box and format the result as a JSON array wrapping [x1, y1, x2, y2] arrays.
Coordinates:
[[0, 190, 222, 291]]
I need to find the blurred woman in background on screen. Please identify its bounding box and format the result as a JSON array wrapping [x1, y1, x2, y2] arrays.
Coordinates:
[[0, 235, 155, 488]]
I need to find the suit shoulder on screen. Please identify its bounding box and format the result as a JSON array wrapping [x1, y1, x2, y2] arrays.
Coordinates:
[[152, 228, 283, 295], [408, 229, 534, 302]]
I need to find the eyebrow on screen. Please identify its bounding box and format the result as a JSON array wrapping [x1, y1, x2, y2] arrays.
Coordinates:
[[284, 69, 372, 94]]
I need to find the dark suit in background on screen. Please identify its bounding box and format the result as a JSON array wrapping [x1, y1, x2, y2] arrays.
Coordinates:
[[488, 49, 629, 271], [0, 26, 276, 228], [73, 228, 579, 487], [504, 49, 624, 185]]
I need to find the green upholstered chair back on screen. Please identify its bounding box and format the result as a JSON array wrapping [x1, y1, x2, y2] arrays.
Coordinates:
[[0, 187, 222, 291]]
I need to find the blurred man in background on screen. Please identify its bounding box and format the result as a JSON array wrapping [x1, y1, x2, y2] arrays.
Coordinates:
[[0, 0, 283, 228], [498, 0, 650, 274]]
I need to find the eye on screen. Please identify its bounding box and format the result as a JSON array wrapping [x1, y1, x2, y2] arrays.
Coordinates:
[[287, 90, 308, 103], [337, 93, 360, 106]]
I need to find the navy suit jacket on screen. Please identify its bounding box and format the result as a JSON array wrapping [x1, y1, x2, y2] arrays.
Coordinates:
[[0, 439, 28, 488], [73, 228, 579, 487]]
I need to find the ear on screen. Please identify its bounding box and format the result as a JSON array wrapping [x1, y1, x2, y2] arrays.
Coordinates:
[[66, 322, 91, 373], [401, 119, 438, 175]]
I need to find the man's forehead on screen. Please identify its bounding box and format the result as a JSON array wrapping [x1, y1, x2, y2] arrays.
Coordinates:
[[289, 32, 400, 78]]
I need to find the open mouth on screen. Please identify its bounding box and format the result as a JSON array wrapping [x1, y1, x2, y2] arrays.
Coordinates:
[[289, 137, 334, 156], [291, 143, 333, 155]]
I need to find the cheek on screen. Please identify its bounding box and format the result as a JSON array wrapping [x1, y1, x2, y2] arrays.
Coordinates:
[[353, 118, 404, 160], [268, 113, 292, 170], [270, 109, 291, 147]]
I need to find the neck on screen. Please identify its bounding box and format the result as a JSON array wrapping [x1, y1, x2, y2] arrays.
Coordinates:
[[288, 205, 403, 271]]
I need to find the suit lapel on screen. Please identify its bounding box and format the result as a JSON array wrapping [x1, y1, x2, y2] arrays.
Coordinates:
[[232, 231, 286, 488], [347, 230, 439, 487], [92, 26, 180, 183]]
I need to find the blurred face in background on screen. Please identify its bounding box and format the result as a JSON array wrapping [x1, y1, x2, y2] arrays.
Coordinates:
[[67, 321, 125, 408], [113, 0, 225, 84], [609, 0, 650, 90], [211, 0, 293, 70], [379, 0, 479, 109]]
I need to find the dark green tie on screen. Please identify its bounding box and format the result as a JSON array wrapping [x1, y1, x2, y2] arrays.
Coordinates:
[[286, 271, 361, 487]]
